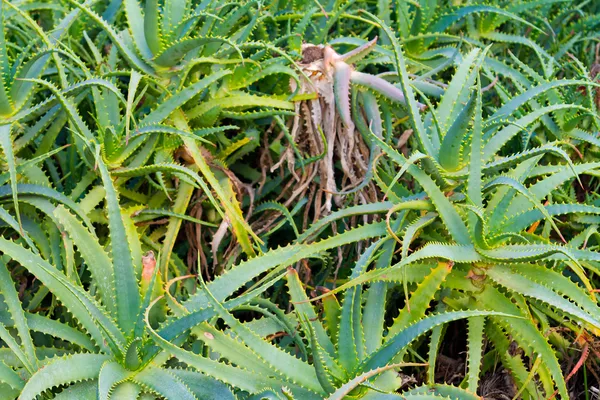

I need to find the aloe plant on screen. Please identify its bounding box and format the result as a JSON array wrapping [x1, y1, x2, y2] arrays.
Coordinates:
[[144, 234, 517, 399], [0, 0, 599, 398], [307, 15, 600, 397]]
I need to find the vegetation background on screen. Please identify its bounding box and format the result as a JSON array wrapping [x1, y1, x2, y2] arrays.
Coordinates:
[[0, 0, 599, 398]]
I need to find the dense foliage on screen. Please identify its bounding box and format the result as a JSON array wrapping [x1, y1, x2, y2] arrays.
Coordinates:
[[0, 0, 599, 398]]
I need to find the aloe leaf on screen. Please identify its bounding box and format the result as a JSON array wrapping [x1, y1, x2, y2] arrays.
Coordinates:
[[0, 238, 125, 354], [131, 366, 198, 400], [18, 78, 95, 143], [96, 152, 141, 336], [145, 300, 322, 398], [193, 322, 276, 376], [363, 236, 396, 355], [464, 316, 485, 393], [0, 258, 38, 372], [53, 205, 117, 317], [371, 136, 471, 245], [504, 203, 600, 233], [491, 80, 599, 121], [124, 0, 154, 60], [387, 262, 452, 341], [21, 313, 94, 351], [338, 280, 362, 372], [438, 91, 475, 171], [435, 48, 480, 134], [226, 63, 299, 92], [287, 268, 335, 356], [297, 202, 393, 243], [327, 362, 425, 400], [475, 287, 568, 398], [19, 354, 110, 400], [477, 143, 580, 179], [63, 0, 154, 74], [184, 221, 388, 311], [484, 176, 566, 242], [0, 206, 36, 251], [97, 360, 133, 400], [361, 311, 515, 372], [483, 104, 588, 160], [487, 265, 600, 330], [133, 124, 236, 141], [143, 0, 162, 54], [0, 125, 21, 232], [141, 70, 230, 125], [404, 383, 483, 399], [169, 369, 235, 399], [300, 314, 337, 394], [484, 322, 539, 399], [154, 37, 241, 67], [46, 380, 96, 400], [0, 361, 23, 390], [360, 11, 433, 157], [188, 93, 294, 121], [124, 70, 142, 141], [111, 164, 201, 188], [0, 3, 12, 116], [467, 79, 483, 209], [430, 5, 543, 33], [504, 162, 600, 221], [0, 322, 32, 376], [199, 276, 324, 393], [213, 167, 257, 257]]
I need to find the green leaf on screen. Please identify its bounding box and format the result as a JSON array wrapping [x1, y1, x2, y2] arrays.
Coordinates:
[[386, 262, 452, 339], [0, 258, 38, 372], [0, 184, 91, 228], [491, 80, 599, 122], [486, 265, 600, 330], [187, 93, 294, 121], [184, 222, 388, 311], [371, 136, 471, 245], [63, 0, 154, 74], [97, 153, 141, 336], [54, 205, 117, 317], [131, 366, 198, 400], [124, 0, 154, 60], [361, 11, 434, 157], [465, 316, 485, 393], [405, 383, 483, 399], [287, 268, 335, 356], [0, 238, 125, 355], [144, 0, 162, 54], [361, 311, 516, 373], [145, 300, 321, 398], [154, 37, 241, 67], [439, 91, 475, 171], [475, 285, 565, 396], [23, 313, 94, 351], [434, 49, 481, 136], [0, 124, 21, 232], [169, 369, 235, 400], [142, 70, 231, 125], [0, 361, 23, 390], [98, 360, 133, 400], [19, 354, 110, 400], [199, 277, 325, 394]]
